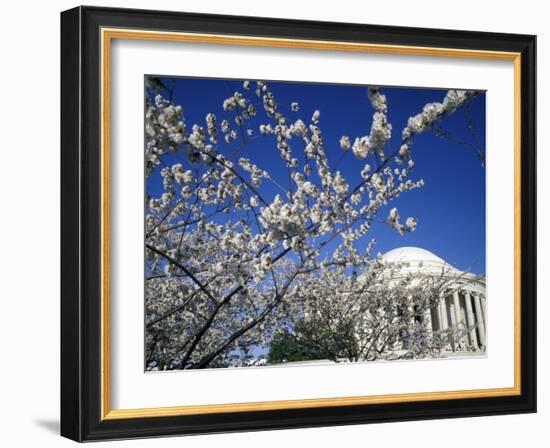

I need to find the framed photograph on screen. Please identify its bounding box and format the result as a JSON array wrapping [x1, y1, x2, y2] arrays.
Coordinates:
[[60, 6, 536, 441]]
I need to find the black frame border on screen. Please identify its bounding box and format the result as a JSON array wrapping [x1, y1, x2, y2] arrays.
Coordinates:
[[61, 6, 536, 442]]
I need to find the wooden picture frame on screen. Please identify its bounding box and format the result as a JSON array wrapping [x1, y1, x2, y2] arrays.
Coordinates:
[[61, 5, 536, 441]]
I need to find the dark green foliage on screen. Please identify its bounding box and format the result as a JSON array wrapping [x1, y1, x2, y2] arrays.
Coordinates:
[[268, 318, 360, 364]]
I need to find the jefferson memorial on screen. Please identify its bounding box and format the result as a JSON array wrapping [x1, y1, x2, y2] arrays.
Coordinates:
[[383, 247, 486, 353]]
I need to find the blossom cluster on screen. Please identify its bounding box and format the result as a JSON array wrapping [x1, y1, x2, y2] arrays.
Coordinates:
[[387, 207, 418, 236], [145, 93, 186, 174], [402, 89, 474, 139], [347, 87, 392, 160]]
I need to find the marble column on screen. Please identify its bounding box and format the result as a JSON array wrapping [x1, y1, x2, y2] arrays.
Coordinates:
[[449, 299, 457, 351], [438, 295, 449, 347], [423, 308, 433, 345], [464, 291, 479, 350], [452, 291, 467, 348], [435, 304, 442, 331], [407, 318, 415, 349], [473, 293, 486, 348]]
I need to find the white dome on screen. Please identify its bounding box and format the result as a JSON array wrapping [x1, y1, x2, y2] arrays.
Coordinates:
[[382, 246, 445, 265], [380, 246, 453, 278], [379, 246, 485, 294]]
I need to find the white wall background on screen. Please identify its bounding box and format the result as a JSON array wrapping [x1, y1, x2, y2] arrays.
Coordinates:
[[0, 0, 546, 446]]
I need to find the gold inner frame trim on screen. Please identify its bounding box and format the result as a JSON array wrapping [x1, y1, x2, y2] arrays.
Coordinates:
[[100, 27, 522, 420]]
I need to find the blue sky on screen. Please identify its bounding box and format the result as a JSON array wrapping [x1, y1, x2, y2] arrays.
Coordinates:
[[147, 76, 486, 274]]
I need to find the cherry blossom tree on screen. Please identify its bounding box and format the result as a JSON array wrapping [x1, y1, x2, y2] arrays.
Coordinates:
[[144, 77, 479, 370]]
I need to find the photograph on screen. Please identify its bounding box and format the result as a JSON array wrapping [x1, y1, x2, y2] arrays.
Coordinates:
[[56, 4, 538, 442], [144, 76, 487, 371]]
